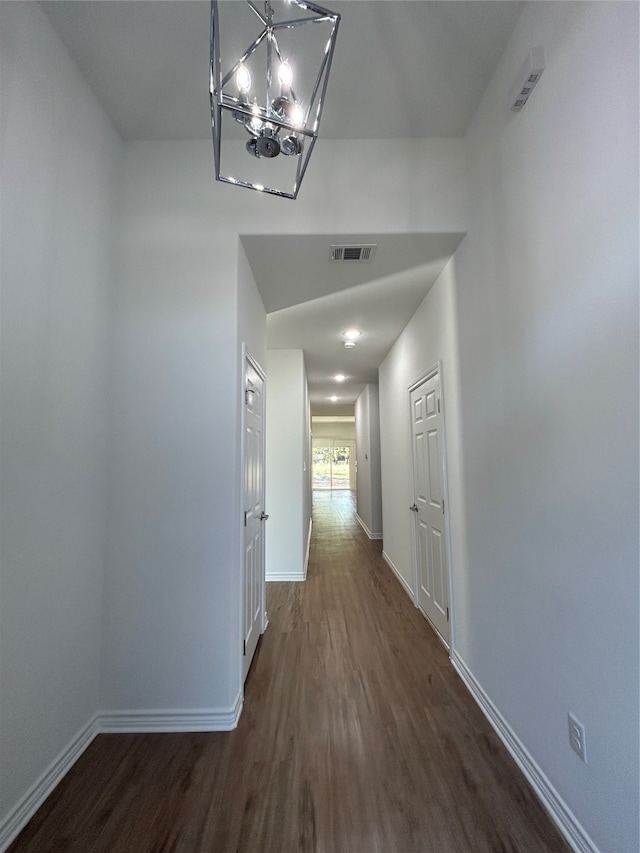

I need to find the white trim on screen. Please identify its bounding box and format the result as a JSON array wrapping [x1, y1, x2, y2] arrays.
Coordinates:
[[100, 693, 243, 734], [451, 652, 598, 853], [382, 550, 415, 601], [312, 415, 355, 423], [0, 714, 100, 852], [241, 345, 267, 686], [303, 518, 313, 577], [356, 514, 383, 540], [266, 572, 306, 581]]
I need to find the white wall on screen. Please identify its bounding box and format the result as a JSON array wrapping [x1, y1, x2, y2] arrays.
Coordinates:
[[101, 151, 245, 714], [381, 4, 639, 851], [265, 350, 308, 580], [238, 242, 267, 372], [311, 420, 356, 440], [355, 386, 383, 538], [0, 1, 121, 838], [101, 155, 272, 717], [454, 5, 639, 850]]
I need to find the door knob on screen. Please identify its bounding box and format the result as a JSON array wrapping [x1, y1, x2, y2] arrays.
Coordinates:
[[260, 512, 270, 521], [410, 504, 418, 512]]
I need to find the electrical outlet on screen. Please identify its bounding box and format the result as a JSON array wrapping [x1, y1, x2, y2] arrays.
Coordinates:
[[568, 713, 587, 762]]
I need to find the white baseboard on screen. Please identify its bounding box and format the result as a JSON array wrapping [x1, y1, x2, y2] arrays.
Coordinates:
[[356, 514, 383, 540], [100, 693, 243, 733], [382, 549, 415, 601], [266, 572, 306, 581], [0, 714, 100, 852], [303, 518, 312, 577], [0, 694, 243, 852], [450, 652, 598, 853]]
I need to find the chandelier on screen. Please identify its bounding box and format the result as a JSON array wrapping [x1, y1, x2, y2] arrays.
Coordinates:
[[210, 0, 340, 199]]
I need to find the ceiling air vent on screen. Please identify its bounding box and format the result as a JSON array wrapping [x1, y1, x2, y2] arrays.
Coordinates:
[[330, 244, 377, 262]]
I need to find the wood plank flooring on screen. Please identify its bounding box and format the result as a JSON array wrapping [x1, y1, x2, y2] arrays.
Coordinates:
[[9, 490, 570, 852]]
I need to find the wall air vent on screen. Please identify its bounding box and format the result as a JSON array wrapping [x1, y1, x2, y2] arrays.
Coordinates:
[[510, 45, 545, 111], [330, 244, 377, 262]]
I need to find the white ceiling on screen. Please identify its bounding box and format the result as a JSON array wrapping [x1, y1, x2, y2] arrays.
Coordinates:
[[42, 0, 523, 414], [243, 233, 465, 413], [43, 1, 524, 141]]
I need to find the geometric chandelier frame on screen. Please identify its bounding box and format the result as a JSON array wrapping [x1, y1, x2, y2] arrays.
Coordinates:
[[210, 0, 340, 199]]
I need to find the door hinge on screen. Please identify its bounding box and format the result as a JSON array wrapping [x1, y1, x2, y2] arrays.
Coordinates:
[[243, 639, 246, 655], [244, 511, 248, 527], [442, 498, 445, 514], [438, 398, 441, 413], [446, 607, 449, 622]]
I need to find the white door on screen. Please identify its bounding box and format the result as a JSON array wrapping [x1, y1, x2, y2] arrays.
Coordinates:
[[410, 369, 450, 645], [243, 354, 266, 681]]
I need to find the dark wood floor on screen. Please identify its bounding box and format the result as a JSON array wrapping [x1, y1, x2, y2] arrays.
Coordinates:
[[9, 490, 570, 852]]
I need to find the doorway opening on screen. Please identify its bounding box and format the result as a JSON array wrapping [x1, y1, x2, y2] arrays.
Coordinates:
[[312, 440, 355, 490]]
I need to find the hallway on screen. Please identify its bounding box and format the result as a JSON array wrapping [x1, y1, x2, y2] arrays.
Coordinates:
[[10, 491, 569, 853]]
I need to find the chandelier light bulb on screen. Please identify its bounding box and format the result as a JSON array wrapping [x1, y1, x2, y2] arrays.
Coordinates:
[[290, 104, 304, 127], [278, 61, 293, 88], [236, 64, 251, 93]]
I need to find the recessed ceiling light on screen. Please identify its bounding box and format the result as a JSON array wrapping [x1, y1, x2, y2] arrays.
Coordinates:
[[343, 328, 361, 340], [329, 395, 338, 402], [344, 341, 356, 349], [334, 374, 346, 382]]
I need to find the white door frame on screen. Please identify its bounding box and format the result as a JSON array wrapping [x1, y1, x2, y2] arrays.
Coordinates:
[[239, 345, 267, 689], [408, 361, 455, 650]]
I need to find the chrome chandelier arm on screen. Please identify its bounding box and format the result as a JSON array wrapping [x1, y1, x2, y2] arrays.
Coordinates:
[[245, 0, 268, 26]]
